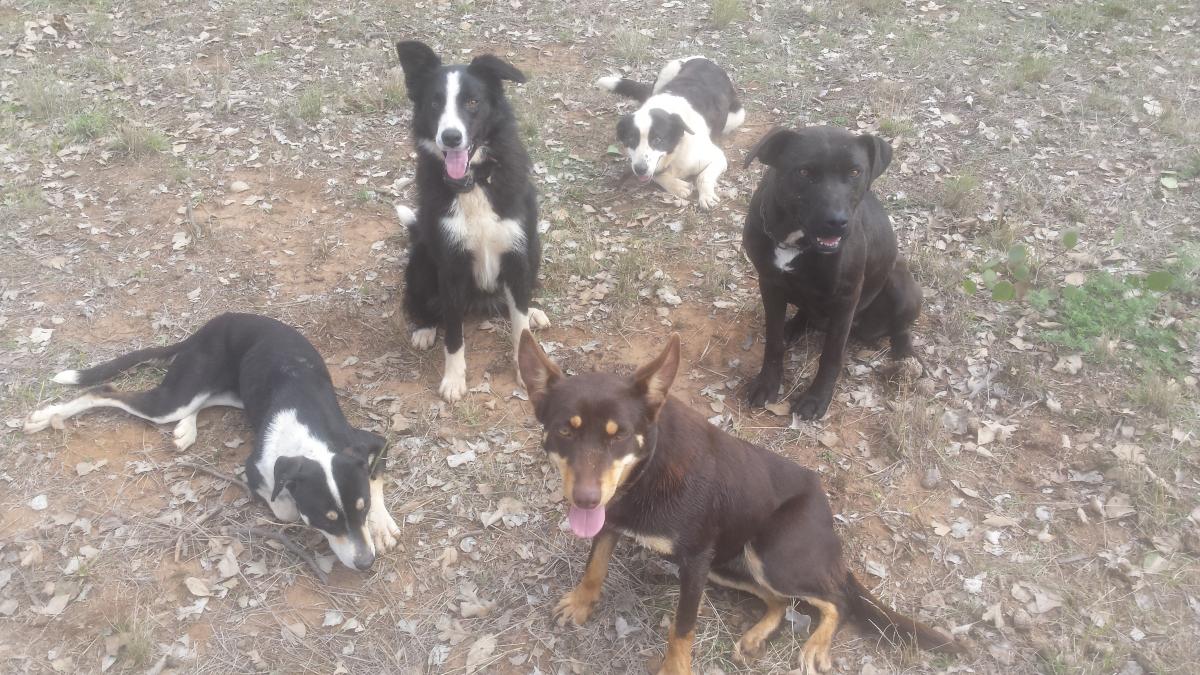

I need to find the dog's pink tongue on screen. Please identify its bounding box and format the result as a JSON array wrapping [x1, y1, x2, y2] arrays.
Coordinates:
[[567, 505, 606, 538], [444, 149, 469, 179]]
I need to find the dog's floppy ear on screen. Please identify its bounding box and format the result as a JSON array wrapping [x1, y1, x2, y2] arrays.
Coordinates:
[[517, 330, 562, 412], [395, 40, 441, 101], [343, 430, 386, 466], [669, 112, 694, 136], [468, 54, 526, 88], [743, 127, 799, 169], [858, 133, 893, 181], [271, 456, 307, 501], [632, 334, 680, 419]]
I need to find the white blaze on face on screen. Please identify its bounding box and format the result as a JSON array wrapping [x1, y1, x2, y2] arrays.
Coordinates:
[[629, 110, 666, 180], [437, 71, 471, 180]]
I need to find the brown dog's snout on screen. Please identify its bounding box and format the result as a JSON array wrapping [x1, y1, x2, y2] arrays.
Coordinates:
[[572, 480, 602, 509]]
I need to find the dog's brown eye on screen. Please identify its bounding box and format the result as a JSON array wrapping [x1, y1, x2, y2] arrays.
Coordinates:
[[465, 99, 479, 111], [798, 168, 809, 177], [849, 168, 861, 177]]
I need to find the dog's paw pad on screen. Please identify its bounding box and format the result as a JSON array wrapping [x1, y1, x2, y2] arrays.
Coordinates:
[[411, 327, 437, 350], [439, 374, 468, 402], [527, 308, 550, 330]]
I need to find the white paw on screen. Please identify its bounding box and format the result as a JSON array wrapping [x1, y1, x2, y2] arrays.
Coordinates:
[[24, 406, 62, 434], [528, 308, 550, 329], [698, 191, 720, 210], [368, 506, 401, 552], [439, 373, 468, 402], [173, 416, 198, 450], [411, 327, 437, 350]]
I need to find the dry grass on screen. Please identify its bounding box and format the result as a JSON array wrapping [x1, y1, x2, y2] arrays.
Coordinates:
[[710, 0, 748, 27]]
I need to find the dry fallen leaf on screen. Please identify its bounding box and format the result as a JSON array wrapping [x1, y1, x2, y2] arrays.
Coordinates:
[[184, 577, 211, 597]]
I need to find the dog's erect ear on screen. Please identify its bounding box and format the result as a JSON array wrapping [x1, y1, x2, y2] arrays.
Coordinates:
[[517, 330, 562, 412], [468, 54, 526, 88], [858, 133, 893, 182], [669, 112, 694, 136], [743, 127, 799, 169], [632, 334, 681, 419], [395, 41, 441, 101], [271, 456, 305, 501]]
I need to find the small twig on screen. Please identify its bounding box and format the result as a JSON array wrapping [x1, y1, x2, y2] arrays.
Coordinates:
[[177, 461, 251, 494], [243, 526, 330, 584]]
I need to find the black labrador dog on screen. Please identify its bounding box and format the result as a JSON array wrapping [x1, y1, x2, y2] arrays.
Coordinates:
[[742, 126, 920, 419]]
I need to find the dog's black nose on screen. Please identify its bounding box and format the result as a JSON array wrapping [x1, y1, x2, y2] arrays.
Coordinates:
[[441, 128, 463, 148], [573, 485, 602, 510], [826, 213, 849, 231], [353, 549, 376, 571], [633, 162, 649, 177]]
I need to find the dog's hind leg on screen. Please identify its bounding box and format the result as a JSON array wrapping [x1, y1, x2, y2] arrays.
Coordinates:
[[799, 596, 839, 673], [733, 591, 788, 663]]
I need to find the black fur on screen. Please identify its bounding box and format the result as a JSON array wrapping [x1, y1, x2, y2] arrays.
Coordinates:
[[608, 58, 741, 142], [396, 41, 541, 367], [742, 127, 921, 420]]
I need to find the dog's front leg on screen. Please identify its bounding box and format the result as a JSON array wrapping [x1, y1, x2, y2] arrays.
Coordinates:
[[792, 290, 860, 420], [555, 529, 618, 625], [694, 152, 727, 210], [659, 550, 713, 675], [438, 274, 469, 402], [746, 283, 788, 408]]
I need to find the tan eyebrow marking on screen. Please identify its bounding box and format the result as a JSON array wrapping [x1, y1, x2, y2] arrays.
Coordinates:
[[326, 510, 339, 521], [355, 497, 366, 511], [606, 420, 619, 435], [570, 415, 583, 429]]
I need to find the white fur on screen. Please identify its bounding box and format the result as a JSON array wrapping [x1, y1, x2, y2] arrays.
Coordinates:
[[440, 186, 526, 291], [367, 477, 400, 551], [784, 230, 806, 245], [774, 246, 801, 272], [411, 327, 437, 350], [595, 75, 620, 91], [724, 106, 745, 135], [440, 345, 468, 402], [23, 390, 241, 436], [51, 369, 79, 385], [652, 56, 705, 94], [255, 409, 374, 569], [394, 204, 416, 226], [630, 93, 727, 210], [436, 71, 467, 149]]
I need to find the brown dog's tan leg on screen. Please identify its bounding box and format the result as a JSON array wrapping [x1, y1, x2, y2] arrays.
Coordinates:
[[733, 593, 788, 663], [800, 596, 840, 673], [658, 623, 695, 675], [555, 530, 617, 625]]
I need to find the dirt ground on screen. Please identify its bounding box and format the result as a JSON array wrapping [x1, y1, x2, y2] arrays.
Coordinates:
[[2, 1, 1198, 673]]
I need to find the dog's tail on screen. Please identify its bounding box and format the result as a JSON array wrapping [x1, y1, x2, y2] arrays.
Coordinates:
[[596, 75, 652, 103], [843, 572, 963, 655], [52, 341, 188, 387]]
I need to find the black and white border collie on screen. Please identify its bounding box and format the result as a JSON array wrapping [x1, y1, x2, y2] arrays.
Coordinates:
[[23, 313, 400, 571], [597, 56, 744, 209], [396, 40, 549, 402]]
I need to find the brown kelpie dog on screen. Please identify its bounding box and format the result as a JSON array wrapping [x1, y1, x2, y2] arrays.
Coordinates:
[[517, 331, 960, 673]]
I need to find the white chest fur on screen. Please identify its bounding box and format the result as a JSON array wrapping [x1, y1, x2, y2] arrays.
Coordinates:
[[441, 187, 526, 292]]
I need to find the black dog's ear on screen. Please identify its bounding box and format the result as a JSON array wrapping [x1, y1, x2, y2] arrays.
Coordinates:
[[669, 112, 694, 135], [344, 430, 386, 465], [468, 54, 526, 87], [743, 127, 799, 169], [271, 456, 305, 501], [395, 40, 441, 101], [858, 133, 893, 181], [616, 115, 635, 142], [517, 330, 562, 413], [632, 334, 680, 420]]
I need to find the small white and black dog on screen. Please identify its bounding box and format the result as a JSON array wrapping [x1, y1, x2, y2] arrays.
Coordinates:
[[23, 313, 401, 571], [597, 56, 744, 209], [396, 40, 549, 402]]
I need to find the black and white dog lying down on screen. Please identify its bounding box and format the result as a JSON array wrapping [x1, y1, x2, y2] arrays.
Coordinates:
[[23, 313, 400, 571], [598, 56, 744, 209], [396, 40, 549, 402]]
